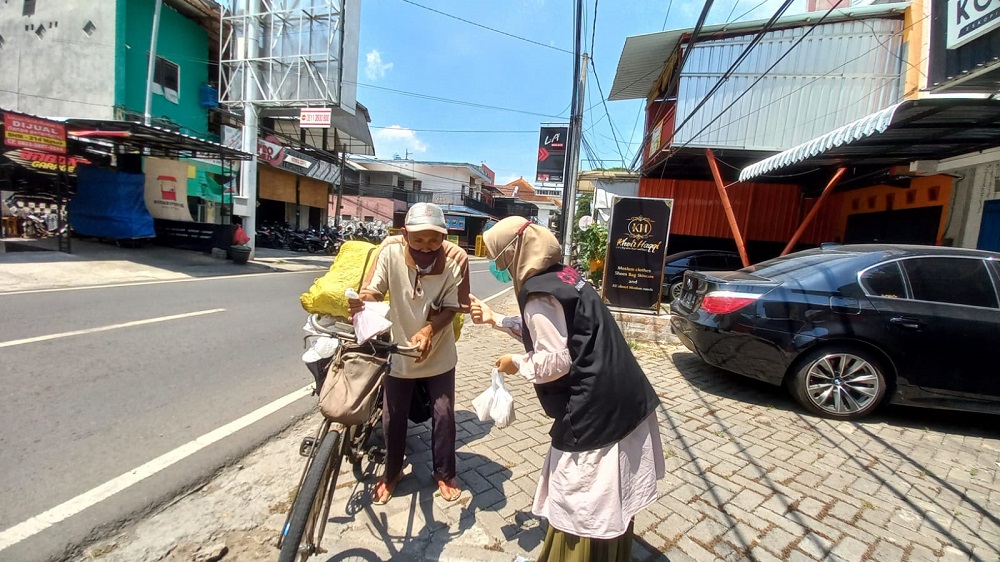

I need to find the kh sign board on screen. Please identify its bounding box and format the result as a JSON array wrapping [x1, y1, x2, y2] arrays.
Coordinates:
[[602, 197, 673, 311], [948, 0, 1000, 49]]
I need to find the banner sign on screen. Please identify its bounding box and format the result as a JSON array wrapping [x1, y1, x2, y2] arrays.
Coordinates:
[[144, 157, 193, 221], [947, 0, 1000, 49], [445, 215, 467, 231], [3, 112, 67, 154], [4, 149, 89, 175], [300, 107, 332, 128], [536, 125, 568, 185], [602, 197, 673, 311]]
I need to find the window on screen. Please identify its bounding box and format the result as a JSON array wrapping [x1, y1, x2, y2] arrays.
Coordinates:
[[341, 214, 351, 221], [861, 262, 906, 299], [152, 56, 180, 103], [397, 179, 405, 188], [363, 215, 374, 222], [412, 180, 422, 192], [23, 0, 36, 17], [901, 257, 998, 308], [697, 254, 733, 269]]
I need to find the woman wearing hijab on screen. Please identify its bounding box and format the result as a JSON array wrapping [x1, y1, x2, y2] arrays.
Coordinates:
[[470, 216, 665, 562]]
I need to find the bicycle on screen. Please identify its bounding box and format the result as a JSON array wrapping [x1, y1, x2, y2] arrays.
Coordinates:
[[277, 315, 419, 562]]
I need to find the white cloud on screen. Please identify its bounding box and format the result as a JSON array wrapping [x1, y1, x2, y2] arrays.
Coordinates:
[[365, 49, 394, 81], [373, 126, 428, 159], [499, 174, 522, 186]]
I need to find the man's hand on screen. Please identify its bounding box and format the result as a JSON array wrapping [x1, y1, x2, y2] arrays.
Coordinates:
[[470, 295, 496, 325], [495, 354, 518, 375], [410, 325, 434, 363], [348, 297, 365, 321]]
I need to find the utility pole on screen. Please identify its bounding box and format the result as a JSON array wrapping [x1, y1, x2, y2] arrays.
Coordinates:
[[143, 0, 164, 126], [560, 0, 588, 265], [238, 0, 260, 255]]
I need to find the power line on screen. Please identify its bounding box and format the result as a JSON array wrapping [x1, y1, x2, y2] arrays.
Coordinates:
[[682, 13, 928, 149], [661, 0, 677, 31], [725, 0, 742, 24], [349, 80, 564, 119], [398, 0, 572, 54], [370, 126, 536, 133], [731, 0, 771, 23], [634, 0, 795, 169], [672, 0, 845, 155], [589, 59, 628, 168], [590, 0, 599, 56]]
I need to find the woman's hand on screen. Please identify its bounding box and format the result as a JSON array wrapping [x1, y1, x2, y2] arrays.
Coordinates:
[[470, 295, 496, 325], [410, 325, 434, 363], [495, 354, 518, 375]]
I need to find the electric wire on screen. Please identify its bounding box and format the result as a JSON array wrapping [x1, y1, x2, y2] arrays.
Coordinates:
[[398, 0, 572, 54]]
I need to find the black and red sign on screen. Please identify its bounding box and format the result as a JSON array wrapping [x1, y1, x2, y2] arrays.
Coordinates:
[[536, 125, 568, 184]]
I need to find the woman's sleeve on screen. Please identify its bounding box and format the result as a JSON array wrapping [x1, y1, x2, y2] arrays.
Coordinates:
[[490, 314, 524, 342], [511, 295, 571, 384]]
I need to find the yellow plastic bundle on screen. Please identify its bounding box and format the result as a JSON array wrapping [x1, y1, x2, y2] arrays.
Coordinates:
[[300, 240, 464, 340]]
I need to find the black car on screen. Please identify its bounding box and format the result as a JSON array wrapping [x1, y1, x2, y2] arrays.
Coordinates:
[[670, 244, 1000, 420], [662, 250, 743, 302]]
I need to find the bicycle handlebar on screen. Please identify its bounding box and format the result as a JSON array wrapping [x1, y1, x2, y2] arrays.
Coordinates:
[[307, 314, 422, 358]]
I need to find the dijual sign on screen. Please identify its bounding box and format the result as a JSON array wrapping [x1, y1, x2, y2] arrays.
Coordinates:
[[948, 0, 1000, 49], [3, 113, 67, 154]]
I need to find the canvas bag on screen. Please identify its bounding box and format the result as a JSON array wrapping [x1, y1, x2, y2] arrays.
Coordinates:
[[318, 342, 389, 426]]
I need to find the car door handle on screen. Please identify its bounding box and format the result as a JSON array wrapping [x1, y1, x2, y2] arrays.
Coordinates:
[[889, 317, 923, 330]]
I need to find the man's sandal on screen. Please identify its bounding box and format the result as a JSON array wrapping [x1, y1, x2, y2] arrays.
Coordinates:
[[372, 475, 401, 505], [436, 478, 461, 502]]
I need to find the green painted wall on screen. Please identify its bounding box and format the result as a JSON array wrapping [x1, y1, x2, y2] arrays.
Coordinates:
[[118, 0, 210, 138]]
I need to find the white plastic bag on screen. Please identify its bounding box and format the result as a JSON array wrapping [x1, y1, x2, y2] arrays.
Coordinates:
[[345, 288, 392, 343], [471, 369, 515, 428], [490, 371, 515, 428]]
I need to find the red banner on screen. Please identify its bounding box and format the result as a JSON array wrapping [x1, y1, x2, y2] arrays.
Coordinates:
[[3, 112, 67, 154]]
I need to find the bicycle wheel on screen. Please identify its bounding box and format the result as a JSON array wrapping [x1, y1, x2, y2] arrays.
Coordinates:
[[278, 428, 346, 562]]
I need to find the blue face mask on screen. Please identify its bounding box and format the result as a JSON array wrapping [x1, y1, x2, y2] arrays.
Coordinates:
[[489, 259, 513, 283]]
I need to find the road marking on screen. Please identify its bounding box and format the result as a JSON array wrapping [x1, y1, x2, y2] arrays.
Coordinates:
[[481, 286, 513, 303], [0, 309, 226, 349], [0, 270, 313, 297], [0, 384, 315, 551]]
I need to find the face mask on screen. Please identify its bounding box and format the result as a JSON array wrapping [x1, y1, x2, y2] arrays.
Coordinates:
[[408, 245, 441, 270], [489, 259, 513, 283]]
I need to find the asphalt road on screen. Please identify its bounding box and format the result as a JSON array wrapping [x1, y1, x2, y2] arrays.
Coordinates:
[[0, 259, 508, 561]]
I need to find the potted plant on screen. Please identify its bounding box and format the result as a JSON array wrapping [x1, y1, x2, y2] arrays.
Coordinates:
[[230, 244, 251, 265], [573, 215, 608, 286]]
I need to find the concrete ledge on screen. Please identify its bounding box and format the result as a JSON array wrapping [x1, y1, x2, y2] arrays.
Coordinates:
[[609, 308, 673, 343]]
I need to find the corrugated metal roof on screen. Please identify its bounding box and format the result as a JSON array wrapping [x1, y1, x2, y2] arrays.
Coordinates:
[[738, 98, 1000, 181], [672, 18, 904, 151], [609, 2, 910, 101]]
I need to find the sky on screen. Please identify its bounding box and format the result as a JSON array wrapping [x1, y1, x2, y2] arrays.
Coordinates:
[[354, 0, 810, 186]]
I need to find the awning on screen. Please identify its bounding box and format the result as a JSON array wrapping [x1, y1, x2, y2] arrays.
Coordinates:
[[738, 98, 1000, 182], [63, 119, 253, 161]]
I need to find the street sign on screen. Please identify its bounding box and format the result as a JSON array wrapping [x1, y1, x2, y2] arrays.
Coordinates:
[[300, 108, 332, 128]]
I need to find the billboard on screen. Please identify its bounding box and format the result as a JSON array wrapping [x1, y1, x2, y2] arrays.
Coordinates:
[[947, 0, 1000, 49], [602, 197, 673, 311], [3, 112, 66, 154], [536, 125, 568, 185]]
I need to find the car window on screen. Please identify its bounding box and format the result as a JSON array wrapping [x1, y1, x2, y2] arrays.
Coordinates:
[[667, 257, 690, 268], [726, 255, 745, 269], [900, 257, 999, 308], [861, 262, 906, 299], [697, 254, 732, 269], [745, 253, 856, 279]]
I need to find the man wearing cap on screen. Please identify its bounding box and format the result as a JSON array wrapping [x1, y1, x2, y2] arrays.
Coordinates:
[[350, 202, 470, 504]]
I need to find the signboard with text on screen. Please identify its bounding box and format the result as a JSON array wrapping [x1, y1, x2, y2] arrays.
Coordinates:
[[947, 0, 1000, 49], [536, 125, 568, 185], [3, 112, 67, 154], [300, 107, 332, 128], [445, 215, 466, 231], [601, 197, 673, 311]]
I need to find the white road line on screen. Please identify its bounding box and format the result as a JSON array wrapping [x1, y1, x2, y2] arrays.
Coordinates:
[[0, 384, 315, 551], [0, 309, 226, 349], [0, 270, 312, 297], [480, 286, 513, 303]]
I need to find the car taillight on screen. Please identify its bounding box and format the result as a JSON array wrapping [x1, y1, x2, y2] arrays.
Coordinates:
[[700, 291, 761, 315]]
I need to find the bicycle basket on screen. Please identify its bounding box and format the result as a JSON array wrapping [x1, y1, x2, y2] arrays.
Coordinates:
[[318, 341, 390, 426]]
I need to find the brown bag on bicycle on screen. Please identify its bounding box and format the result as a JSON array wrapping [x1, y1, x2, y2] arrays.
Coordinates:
[[318, 342, 388, 426]]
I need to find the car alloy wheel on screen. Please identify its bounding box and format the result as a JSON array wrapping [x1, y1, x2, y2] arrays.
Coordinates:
[[669, 281, 684, 302], [790, 349, 886, 420]]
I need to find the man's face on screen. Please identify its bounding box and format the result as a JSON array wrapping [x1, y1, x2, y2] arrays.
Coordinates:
[[403, 228, 445, 252]]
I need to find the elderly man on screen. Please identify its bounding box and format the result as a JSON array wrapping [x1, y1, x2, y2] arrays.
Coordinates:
[[350, 202, 470, 504]]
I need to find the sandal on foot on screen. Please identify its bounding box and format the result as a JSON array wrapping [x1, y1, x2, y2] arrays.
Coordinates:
[[436, 478, 461, 502], [372, 475, 400, 505]]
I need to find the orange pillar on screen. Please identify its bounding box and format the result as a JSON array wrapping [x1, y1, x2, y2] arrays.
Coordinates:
[[706, 148, 750, 267], [782, 167, 846, 255]]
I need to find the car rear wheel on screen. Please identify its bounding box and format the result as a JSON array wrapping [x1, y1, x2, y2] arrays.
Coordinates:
[[789, 347, 887, 420], [669, 281, 684, 302]]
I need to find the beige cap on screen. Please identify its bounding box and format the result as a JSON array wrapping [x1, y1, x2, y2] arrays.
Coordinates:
[[405, 202, 448, 234]]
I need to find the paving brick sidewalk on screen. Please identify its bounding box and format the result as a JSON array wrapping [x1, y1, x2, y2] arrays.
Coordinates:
[[80, 292, 1000, 562]]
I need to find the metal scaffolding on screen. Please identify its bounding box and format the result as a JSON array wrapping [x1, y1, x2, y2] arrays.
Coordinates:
[[220, 0, 345, 107]]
